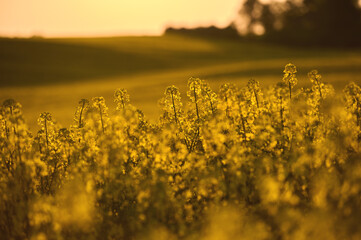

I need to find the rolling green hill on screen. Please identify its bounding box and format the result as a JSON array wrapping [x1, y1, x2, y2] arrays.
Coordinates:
[[1, 35, 361, 129]]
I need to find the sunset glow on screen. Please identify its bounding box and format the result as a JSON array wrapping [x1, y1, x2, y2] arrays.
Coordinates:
[[0, 0, 241, 37]]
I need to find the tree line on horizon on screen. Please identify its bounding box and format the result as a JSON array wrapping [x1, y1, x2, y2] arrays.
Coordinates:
[[165, 0, 361, 47]]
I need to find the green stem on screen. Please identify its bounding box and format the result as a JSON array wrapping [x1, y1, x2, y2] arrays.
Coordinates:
[[170, 92, 179, 124], [99, 104, 105, 133], [121, 97, 125, 110], [288, 82, 292, 101], [205, 91, 215, 115], [240, 111, 247, 142], [78, 101, 85, 128], [44, 119, 49, 148], [280, 96, 284, 132], [316, 81, 323, 99], [4, 119, 9, 140], [193, 86, 200, 121], [253, 89, 260, 110], [225, 96, 231, 119]]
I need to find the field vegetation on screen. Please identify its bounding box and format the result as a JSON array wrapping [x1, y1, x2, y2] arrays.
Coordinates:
[[2, 61, 361, 239], [1, 35, 361, 129]]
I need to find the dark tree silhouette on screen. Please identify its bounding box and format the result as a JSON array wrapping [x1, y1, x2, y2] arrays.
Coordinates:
[[238, 0, 361, 46]]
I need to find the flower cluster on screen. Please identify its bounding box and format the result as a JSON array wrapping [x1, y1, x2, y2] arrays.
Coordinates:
[[1, 64, 361, 239]]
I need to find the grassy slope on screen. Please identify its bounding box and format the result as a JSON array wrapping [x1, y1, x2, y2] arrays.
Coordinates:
[[1, 35, 361, 129]]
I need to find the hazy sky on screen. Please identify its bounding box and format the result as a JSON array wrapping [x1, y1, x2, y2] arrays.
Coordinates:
[[0, 0, 243, 37]]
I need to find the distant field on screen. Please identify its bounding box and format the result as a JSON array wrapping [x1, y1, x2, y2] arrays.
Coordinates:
[[1, 35, 361, 130]]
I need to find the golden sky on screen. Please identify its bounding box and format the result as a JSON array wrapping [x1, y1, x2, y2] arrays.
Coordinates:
[[0, 0, 242, 37]]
